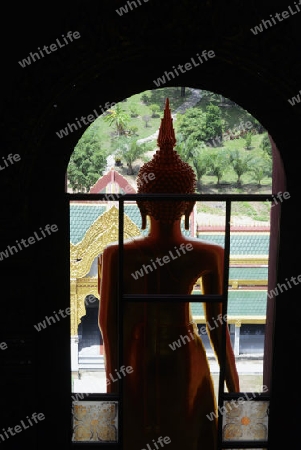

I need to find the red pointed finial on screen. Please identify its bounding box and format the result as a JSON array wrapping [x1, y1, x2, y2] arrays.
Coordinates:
[[136, 97, 197, 228], [157, 98, 176, 148]]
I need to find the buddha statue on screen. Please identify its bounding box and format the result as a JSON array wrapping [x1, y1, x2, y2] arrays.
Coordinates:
[[98, 99, 239, 450]]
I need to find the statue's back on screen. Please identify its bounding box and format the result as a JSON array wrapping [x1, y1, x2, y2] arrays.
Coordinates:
[[101, 239, 221, 450], [99, 99, 239, 450]]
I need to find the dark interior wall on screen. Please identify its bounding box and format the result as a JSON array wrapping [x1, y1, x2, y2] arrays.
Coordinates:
[[1, 1, 301, 448]]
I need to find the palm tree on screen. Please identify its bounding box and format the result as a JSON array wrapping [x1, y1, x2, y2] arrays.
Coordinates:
[[103, 103, 130, 136], [113, 137, 148, 175]]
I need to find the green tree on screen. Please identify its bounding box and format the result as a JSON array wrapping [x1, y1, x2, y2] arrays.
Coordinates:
[[244, 131, 253, 149], [67, 126, 109, 192], [260, 134, 272, 158], [250, 155, 272, 186], [177, 108, 207, 142], [177, 103, 224, 144], [229, 149, 253, 186], [175, 133, 198, 164], [113, 137, 148, 175], [129, 105, 138, 117], [103, 103, 130, 136], [192, 150, 211, 190], [204, 103, 224, 142], [149, 104, 160, 117], [207, 149, 229, 185]]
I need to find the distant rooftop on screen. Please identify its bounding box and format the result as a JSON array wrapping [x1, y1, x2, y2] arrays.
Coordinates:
[[70, 204, 107, 245], [70, 202, 270, 260], [191, 289, 267, 320]]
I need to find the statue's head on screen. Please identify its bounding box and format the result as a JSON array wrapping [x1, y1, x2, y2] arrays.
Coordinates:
[[136, 98, 197, 230]]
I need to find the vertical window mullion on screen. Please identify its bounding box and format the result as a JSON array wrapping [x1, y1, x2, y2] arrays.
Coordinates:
[[118, 197, 124, 448], [217, 199, 232, 449]]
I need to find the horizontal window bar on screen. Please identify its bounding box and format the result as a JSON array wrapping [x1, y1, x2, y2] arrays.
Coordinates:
[[221, 441, 268, 448], [68, 193, 273, 201], [71, 393, 119, 401], [222, 393, 270, 401], [72, 444, 120, 448], [122, 294, 226, 302]]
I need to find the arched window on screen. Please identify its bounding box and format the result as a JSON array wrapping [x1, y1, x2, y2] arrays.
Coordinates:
[[67, 87, 283, 449]]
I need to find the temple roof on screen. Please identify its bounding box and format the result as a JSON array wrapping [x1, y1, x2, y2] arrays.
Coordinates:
[[70, 202, 269, 321], [70, 203, 192, 244], [229, 267, 268, 279], [89, 167, 136, 194], [198, 232, 269, 255], [70, 204, 107, 244], [191, 290, 268, 319], [70, 203, 270, 254]]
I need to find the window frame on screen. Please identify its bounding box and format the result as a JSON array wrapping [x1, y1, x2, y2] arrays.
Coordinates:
[[69, 191, 274, 450]]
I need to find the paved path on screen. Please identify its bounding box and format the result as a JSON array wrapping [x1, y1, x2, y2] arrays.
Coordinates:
[[173, 88, 202, 114], [73, 357, 264, 394]]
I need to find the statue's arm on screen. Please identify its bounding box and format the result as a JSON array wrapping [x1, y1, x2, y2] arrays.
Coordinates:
[[202, 248, 240, 392], [98, 246, 118, 392]]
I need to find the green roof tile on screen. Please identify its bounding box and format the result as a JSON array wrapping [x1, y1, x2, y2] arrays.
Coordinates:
[[70, 204, 107, 244], [124, 204, 144, 230], [227, 290, 267, 316], [199, 234, 269, 255], [190, 290, 267, 317], [229, 267, 268, 279], [70, 205, 269, 256]]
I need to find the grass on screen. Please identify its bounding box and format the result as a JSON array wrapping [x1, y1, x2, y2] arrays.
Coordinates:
[[231, 201, 271, 221], [196, 200, 271, 222]]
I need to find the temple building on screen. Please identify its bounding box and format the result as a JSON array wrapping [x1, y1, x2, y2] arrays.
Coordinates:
[[70, 167, 269, 386]]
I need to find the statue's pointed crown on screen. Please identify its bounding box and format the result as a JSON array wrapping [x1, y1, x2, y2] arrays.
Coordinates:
[[137, 97, 196, 191], [136, 98, 196, 227], [157, 98, 176, 149]]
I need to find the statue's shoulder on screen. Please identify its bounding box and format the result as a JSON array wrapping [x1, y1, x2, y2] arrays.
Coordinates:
[[102, 242, 119, 261], [187, 237, 224, 257]]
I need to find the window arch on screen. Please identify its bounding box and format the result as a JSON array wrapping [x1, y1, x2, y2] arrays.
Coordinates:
[[67, 87, 283, 449]]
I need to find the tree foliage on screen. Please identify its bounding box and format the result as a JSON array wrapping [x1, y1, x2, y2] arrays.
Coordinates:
[[229, 149, 253, 185], [204, 104, 224, 141], [103, 103, 130, 136], [192, 149, 212, 190], [113, 137, 149, 175], [260, 134, 272, 157], [175, 133, 198, 164], [176, 108, 207, 142], [206, 149, 229, 184], [67, 124, 109, 192], [250, 154, 272, 186], [244, 132, 253, 149], [177, 103, 224, 144]]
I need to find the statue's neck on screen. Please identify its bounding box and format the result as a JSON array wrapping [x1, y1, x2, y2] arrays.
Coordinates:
[[147, 217, 184, 241]]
